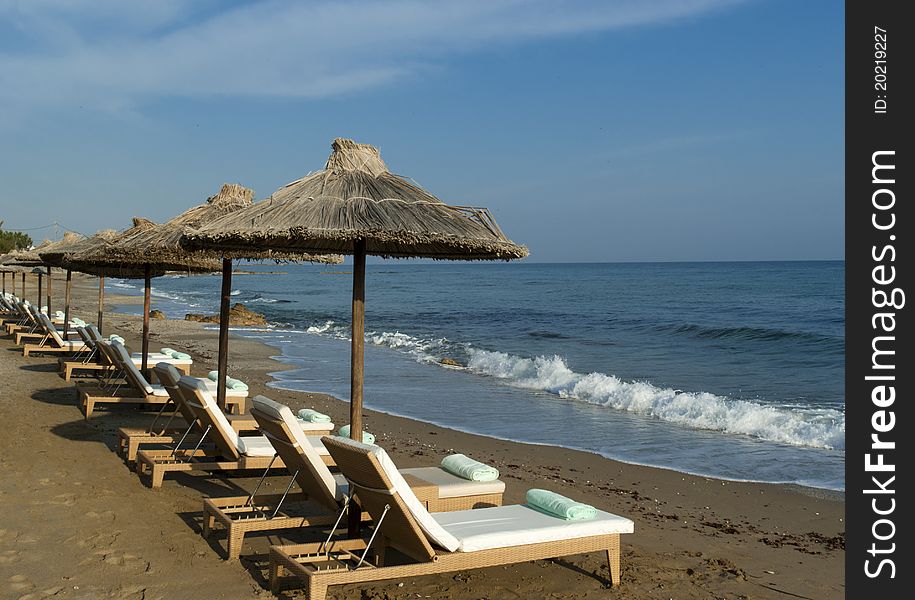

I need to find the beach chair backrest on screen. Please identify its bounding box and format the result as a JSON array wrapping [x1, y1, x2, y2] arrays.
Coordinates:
[[38, 313, 65, 347], [323, 436, 460, 561], [177, 377, 241, 460], [251, 396, 339, 509], [76, 327, 95, 349], [153, 363, 198, 425], [111, 341, 154, 395], [86, 325, 103, 343]]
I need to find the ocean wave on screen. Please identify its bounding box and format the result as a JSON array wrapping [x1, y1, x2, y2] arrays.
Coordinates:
[[657, 322, 842, 345], [465, 350, 845, 450], [248, 295, 288, 304], [230, 289, 241, 296]]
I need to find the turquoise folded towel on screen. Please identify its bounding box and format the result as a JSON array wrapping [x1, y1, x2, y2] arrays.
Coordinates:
[[108, 335, 125, 344], [225, 377, 248, 391], [525, 489, 597, 521], [160, 347, 176, 356], [207, 370, 219, 381], [337, 425, 375, 444], [441, 454, 500, 482], [297, 408, 331, 423], [170, 351, 192, 360], [71, 318, 86, 327]]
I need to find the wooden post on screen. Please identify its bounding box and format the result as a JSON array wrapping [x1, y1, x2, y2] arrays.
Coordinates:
[[22, 273, 26, 300], [2, 272, 5, 294], [11, 271, 15, 295], [216, 258, 233, 412], [347, 240, 366, 538], [350, 240, 366, 441], [46, 266, 52, 315], [63, 270, 72, 339], [97, 276, 105, 334], [141, 265, 151, 377], [37, 273, 43, 309]]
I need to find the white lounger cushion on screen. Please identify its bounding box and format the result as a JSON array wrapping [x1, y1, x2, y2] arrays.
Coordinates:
[[432, 505, 634, 552], [399, 467, 505, 499], [238, 434, 329, 458]]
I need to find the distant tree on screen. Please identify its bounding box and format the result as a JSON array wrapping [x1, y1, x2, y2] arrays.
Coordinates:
[[0, 228, 33, 254]]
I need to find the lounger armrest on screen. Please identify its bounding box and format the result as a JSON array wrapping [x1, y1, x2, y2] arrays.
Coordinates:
[[401, 474, 440, 506]]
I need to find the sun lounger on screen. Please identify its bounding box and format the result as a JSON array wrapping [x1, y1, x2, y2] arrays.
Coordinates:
[[77, 341, 247, 418], [268, 436, 633, 598], [202, 396, 503, 560], [20, 313, 90, 357], [57, 326, 193, 381], [116, 363, 307, 463], [136, 377, 333, 489]]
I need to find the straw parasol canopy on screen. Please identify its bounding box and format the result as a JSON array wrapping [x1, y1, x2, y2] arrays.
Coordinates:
[[184, 138, 528, 260], [185, 137, 528, 474], [50, 222, 166, 278]]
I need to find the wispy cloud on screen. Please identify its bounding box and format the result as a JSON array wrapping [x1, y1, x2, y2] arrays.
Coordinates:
[[1, 0, 744, 122]]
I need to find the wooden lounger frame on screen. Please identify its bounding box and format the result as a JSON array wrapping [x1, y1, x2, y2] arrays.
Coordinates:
[[116, 363, 257, 462], [135, 377, 330, 489], [268, 437, 625, 599], [202, 397, 501, 560]]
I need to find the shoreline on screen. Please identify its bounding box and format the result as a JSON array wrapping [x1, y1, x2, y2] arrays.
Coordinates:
[[0, 271, 845, 599]]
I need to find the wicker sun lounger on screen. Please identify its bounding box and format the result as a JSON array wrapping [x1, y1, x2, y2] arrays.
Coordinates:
[[77, 341, 245, 418], [269, 436, 634, 599], [116, 363, 272, 462], [202, 396, 503, 560], [58, 326, 192, 381], [21, 313, 90, 357], [135, 377, 333, 489]]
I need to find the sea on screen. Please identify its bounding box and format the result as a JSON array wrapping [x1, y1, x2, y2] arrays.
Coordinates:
[[108, 261, 845, 491]]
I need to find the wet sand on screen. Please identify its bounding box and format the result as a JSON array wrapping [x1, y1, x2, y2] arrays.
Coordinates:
[[0, 272, 844, 599]]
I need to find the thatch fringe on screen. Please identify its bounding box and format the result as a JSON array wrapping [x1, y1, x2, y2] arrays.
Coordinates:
[[185, 138, 528, 261], [99, 184, 341, 267]]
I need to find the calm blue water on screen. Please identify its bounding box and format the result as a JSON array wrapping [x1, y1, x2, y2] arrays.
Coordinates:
[[109, 261, 845, 490]]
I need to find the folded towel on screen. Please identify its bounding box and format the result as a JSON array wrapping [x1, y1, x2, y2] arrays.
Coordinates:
[[441, 454, 500, 482], [225, 377, 248, 391], [108, 335, 125, 344], [170, 351, 192, 361], [160, 347, 176, 356], [71, 318, 86, 327], [337, 425, 375, 445], [297, 408, 331, 423], [55, 311, 66, 319], [525, 489, 597, 521], [207, 370, 219, 381]]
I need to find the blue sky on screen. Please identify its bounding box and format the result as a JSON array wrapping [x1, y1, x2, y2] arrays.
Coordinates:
[[0, 0, 843, 262]]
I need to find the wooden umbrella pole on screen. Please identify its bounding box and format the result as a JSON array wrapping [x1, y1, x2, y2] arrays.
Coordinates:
[[2, 272, 5, 294], [347, 240, 367, 538], [11, 272, 15, 295], [97, 276, 105, 334], [22, 273, 26, 300], [46, 266, 52, 315], [63, 270, 72, 339], [142, 265, 151, 376], [37, 274, 43, 309], [216, 258, 233, 412], [350, 240, 366, 441]]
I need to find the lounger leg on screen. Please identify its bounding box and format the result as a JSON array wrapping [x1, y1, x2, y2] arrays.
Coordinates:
[[83, 398, 95, 419], [306, 580, 327, 600], [269, 561, 284, 593], [150, 465, 165, 489], [227, 527, 245, 561], [607, 537, 621, 586], [202, 511, 216, 538]]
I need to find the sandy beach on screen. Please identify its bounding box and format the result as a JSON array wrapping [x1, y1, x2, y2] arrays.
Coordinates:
[[0, 272, 844, 600]]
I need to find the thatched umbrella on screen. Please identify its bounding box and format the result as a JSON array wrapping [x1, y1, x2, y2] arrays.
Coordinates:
[[96, 183, 341, 402], [71, 217, 212, 376], [37, 232, 86, 337], [185, 138, 528, 444]]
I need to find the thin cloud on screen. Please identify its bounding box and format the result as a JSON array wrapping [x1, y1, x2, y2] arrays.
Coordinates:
[[1, 0, 745, 123]]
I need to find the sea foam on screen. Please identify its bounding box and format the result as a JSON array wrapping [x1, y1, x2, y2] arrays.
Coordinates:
[[465, 349, 845, 450]]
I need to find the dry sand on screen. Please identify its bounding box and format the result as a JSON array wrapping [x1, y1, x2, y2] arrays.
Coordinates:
[[0, 273, 845, 599]]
